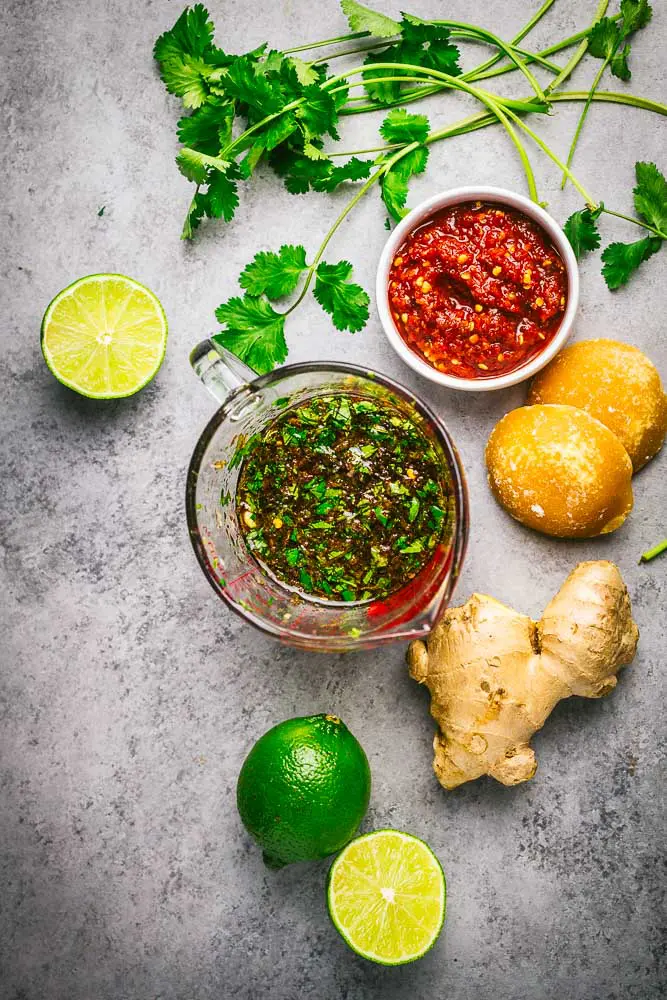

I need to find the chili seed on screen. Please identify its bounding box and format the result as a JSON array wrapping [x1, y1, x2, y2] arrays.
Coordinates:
[[401, 313, 408, 324], [478, 363, 489, 370], [394, 256, 403, 267], [474, 304, 483, 313], [560, 296, 566, 307], [468, 321, 475, 332], [497, 353, 504, 362], [469, 333, 479, 344], [242, 510, 256, 529], [535, 297, 544, 307], [457, 253, 469, 264], [492, 266, 502, 277], [461, 271, 471, 280], [421, 280, 431, 292], [415, 276, 423, 287], [523, 269, 532, 284]]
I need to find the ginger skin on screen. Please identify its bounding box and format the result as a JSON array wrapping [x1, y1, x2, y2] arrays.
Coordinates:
[[407, 561, 639, 790]]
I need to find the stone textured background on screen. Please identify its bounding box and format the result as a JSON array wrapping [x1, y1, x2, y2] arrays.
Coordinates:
[[1, 1, 665, 998]]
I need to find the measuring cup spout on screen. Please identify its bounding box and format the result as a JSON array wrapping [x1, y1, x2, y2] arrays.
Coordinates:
[[190, 339, 258, 406]]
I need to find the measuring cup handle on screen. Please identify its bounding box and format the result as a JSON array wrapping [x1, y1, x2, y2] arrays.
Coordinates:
[[190, 339, 258, 405]]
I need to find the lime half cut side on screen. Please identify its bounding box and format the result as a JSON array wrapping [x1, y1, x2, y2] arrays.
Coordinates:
[[327, 829, 446, 965], [41, 274, 168, 398]]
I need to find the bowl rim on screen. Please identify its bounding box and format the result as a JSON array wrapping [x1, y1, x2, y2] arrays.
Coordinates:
[[375, 185, 580, 392]]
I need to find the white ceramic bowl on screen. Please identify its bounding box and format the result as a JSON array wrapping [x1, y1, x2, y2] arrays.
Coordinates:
[[376, 186, 580, 392]]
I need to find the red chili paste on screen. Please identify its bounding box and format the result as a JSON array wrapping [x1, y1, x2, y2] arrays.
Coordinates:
[[388, 201, 568, 379]]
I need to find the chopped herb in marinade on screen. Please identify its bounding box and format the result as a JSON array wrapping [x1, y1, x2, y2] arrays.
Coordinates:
[[234, 393, 453, 602]]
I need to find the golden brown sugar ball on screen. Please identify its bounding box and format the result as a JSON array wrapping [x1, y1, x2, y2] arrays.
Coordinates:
[[485, 404, 634, 538], [527, 339, 667, 471]]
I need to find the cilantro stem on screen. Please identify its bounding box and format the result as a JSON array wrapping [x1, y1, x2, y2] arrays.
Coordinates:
[[429, 20, 547, 102], [600, 208, 667, 240], [342, 11, 623, 114], [552, 90, 667, 116], [561, 53, 613, 190], [639, 539, 667, 564], [328, 63, 539, 198], [283, 166, 386, 316], [312, 37, 559, 74], [502, 107, 595, 205], [546, 0, 609, 94], [462, 0, 557, 81], [333, 76, 544, 117], [283, 32, 369, 54]]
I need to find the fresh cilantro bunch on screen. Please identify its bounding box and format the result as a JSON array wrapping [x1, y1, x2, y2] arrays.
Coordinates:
[[564, 162, 666, 288], [154, 4, 360, 237], [155, 0, 666, 373]]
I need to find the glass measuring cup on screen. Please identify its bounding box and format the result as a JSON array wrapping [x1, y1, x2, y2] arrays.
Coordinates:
[[187, 340, 468, 652]]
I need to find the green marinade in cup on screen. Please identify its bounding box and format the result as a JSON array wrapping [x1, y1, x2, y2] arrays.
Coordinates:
[[234, 393, 452, 603]]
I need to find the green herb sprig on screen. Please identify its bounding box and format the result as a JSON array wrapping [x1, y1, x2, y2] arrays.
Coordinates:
[[564, 162, 666, 287], [155, 0, 666, 372]]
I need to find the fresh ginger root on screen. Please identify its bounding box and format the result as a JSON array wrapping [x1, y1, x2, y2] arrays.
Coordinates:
[[407, 561, 639, 790]]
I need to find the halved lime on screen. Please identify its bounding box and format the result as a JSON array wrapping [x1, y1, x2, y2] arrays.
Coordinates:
[[41, 273, 167, 398], [327, 829, 446, 965]]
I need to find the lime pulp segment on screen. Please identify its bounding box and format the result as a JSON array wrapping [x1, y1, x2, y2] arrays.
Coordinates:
[[327, 829, 446, 965], [41, 273, 167, 398]]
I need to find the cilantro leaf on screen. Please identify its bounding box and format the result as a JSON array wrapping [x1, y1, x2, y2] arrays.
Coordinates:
[[380, 109, 430, 145], [177, 101, 234, 155], [563, 207, 602, 259], [610, 43, 632, 80], [182, 191, 208, 239], [223, 55, 284, 114], [620, 0, 653, 35], [239, 245, 309, 298], [263, 113, 299, 151], [362, 19, 461, 104], [633, 162, 667, 235], [154, 4, 215, 62], [296, 83, 341, 141], [154, 5, 231, 109], [238, 140, 266, 179], [399, 14, 463, 75], [340, 0, 400, 38], [206, 167, 240, 221], [158, 56, 213, 109], [323, 157, 374, 189], [314, 261, 370, 332], [214, 295, 288, 374], [176, 147, 231, 183], [601, 237, 662, 288], [288, 56, 320, 86], [587, 17, 621, 59], [270, 150, 373, 194], [381, 146, 429, 221]]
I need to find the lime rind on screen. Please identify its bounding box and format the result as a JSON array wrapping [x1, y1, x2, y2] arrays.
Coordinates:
[[41, 273, 168, 399], [327, 828, 446, 966]]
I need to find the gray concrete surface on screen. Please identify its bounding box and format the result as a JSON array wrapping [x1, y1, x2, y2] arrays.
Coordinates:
[[1, 1, 665, 998]]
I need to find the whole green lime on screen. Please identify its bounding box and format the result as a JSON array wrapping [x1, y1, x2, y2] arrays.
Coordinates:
[[236, 714, 371, 868]]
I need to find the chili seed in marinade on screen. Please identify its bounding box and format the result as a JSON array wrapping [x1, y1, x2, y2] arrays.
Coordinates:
[[234, 393, 452, 602]]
